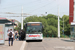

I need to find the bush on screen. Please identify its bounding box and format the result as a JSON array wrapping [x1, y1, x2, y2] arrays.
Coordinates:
[[60, 34, 69, 38]]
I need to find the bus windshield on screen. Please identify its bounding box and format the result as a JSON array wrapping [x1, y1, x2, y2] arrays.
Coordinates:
[[26, 26, 42, 34]]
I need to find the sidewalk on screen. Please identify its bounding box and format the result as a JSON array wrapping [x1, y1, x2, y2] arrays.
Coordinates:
[[0, 40, 26, 50]]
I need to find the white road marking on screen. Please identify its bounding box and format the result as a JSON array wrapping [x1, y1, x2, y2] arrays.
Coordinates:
[[20, 41, 26, 50]]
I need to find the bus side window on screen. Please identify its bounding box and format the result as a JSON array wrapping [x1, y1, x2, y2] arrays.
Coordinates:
[[28, 30, 30, 32]]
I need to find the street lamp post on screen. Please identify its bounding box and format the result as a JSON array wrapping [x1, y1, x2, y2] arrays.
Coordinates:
[[21, 6, 23, 30], [58, 8, 60, 38]]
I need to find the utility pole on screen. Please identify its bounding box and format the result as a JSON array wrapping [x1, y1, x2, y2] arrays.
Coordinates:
[[63, 17, 64, 35], [58, 7, 60, 38], [21, 6, 23, 30]]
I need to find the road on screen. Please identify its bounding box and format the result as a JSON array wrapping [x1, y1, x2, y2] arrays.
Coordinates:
[[25, 38, 75, 50]]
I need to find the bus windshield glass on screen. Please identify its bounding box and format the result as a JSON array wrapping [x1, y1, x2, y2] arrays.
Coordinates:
[[26, 26, 42, 34]]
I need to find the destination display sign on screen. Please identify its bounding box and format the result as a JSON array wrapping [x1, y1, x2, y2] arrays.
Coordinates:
[[27, 23, 41, 26]]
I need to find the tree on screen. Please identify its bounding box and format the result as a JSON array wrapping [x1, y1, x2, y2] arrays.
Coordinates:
[[15, 14, 70, 37], [14, 23, 21, 31], [61, 15, 70, 36]]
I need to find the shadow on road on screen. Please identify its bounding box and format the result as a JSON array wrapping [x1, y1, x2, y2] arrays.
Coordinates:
[[26, 40, 42, 42], [61, 39, 73, 42]]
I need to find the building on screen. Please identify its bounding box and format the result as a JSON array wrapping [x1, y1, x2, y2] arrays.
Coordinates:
[[69, 0, 74, 24], [9, 19, 20, 28], [0, 17, 15, 40]]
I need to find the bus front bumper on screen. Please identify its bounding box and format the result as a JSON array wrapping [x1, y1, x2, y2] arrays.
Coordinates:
[[26, 37, 43, 40]]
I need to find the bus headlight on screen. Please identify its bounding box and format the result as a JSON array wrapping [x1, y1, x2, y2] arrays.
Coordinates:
[[26, 34, 29, 37], [41, 34, 43, 37]]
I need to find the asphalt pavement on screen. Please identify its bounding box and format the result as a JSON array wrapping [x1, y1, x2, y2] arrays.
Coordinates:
[[0, 38, 75, 50], [25, 38, 75, 50], [0, 40, 26, 50]]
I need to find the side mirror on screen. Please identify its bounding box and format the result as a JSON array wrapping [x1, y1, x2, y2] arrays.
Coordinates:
[[24, 24, 27, 28], [24, 25, 26, 28], [29, 30, 30, 32], [42, 25, 44, 28]]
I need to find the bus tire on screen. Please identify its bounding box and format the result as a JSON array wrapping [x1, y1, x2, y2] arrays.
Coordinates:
[[40, 40, 42, 42], [26, 40, 28, 42]]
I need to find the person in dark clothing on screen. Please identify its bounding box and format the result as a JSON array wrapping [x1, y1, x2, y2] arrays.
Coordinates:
[[19, 31, 21, 40], [19, 30, 25, 40]]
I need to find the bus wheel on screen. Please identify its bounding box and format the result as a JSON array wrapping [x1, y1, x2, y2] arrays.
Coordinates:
[[40, 40, 42, 42], [26, 40, 28, 42]]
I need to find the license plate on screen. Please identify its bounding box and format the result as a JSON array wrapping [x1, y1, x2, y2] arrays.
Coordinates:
[[32, 38, 36, 39]]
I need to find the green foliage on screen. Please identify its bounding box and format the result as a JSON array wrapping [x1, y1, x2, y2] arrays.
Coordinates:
[[61, 15, 70, 36], [15, 14, 70, 38], [14, 23, 21, 31], [60, 34, 69, 38]]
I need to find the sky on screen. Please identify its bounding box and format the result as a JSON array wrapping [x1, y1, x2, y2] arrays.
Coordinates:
[[0, 0, 69, 22]]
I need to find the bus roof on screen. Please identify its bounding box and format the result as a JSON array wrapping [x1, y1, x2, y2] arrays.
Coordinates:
[[27, 22, 42, 23]]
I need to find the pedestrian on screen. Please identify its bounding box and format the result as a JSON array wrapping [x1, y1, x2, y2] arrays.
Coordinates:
[[19, 30, 21, 40], [21, 30, 25, 40], [15, 31, 19, 40], [7, 29, 10, 40], [19, 30, 25, 40], [14, 29, 17, 40], [7, 29, 14, 46], [16, 31, 19, 40]]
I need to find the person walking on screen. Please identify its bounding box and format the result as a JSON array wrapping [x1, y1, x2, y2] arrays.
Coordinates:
[[7, 29, 14, 46], [14, 29, 17, 40], [15, 31, 19, 40]]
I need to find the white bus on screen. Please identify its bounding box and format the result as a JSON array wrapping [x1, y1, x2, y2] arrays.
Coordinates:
[[24, 22, 43, 42]]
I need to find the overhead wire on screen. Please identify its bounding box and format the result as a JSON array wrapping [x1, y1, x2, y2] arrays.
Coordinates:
[[50, 0, 67, 10], [48, 0, 69, 17], [31, 0, 68, 15], [3, 0, 47, 13], [14, 0, 51, 12], [10, 0, 50, 13], [0, 0, 40, 16], [0, 0, 38, 9], [29, 0, 56, 13], [0, 2, 54, 14], [0, 0, 56, 17], [0, 0, 46, 15], [23, 1, 48, 10], [0, 0, 68, 17]]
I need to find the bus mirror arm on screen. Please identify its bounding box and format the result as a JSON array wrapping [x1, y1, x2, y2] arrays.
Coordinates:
[[42, 25, 44, 28], [24, 25, 26, 28]]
